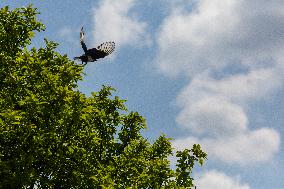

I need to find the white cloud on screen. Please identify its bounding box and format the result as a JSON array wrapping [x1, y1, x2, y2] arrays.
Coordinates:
[[173, 69, 281, 164], [173, 71, 282, 165], [177, 67, 284, 107], [173, 127, 280, 165], [177, 97, 247, 137], [195, 170, 250, 189], [92, 0, 150, 49], [156, 0, 284, 77], [209, 129, 280, 164], [156, 0, 283, 165]]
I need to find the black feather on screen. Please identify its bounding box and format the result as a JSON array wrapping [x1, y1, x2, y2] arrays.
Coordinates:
[[74, 27, 115, 65]]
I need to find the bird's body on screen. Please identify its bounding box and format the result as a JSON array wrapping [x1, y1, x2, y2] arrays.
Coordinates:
[[74, 27, 115, 65]]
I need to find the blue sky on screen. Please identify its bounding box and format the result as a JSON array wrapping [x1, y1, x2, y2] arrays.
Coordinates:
[[2, 1, 284, 188]]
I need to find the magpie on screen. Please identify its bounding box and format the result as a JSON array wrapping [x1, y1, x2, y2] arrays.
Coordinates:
[[74, 27, 115, 65]]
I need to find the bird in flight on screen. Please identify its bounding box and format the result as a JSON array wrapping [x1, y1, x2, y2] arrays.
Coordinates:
[[74, 27, 115, 65]]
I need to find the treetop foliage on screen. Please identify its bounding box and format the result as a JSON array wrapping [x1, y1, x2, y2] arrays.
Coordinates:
[[0, 5, 207, 188]]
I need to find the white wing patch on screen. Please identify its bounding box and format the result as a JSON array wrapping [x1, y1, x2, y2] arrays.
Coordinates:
[[96, 42, 115, 55]]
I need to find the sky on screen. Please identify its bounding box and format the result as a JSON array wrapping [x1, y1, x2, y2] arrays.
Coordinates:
[[2, 1, 284, 188]]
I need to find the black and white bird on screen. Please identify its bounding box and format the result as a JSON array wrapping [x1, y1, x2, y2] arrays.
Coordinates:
[[74, 27, 115, 65]]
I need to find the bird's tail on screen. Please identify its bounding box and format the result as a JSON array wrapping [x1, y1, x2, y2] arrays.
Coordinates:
[[74, 57, 81, 60]]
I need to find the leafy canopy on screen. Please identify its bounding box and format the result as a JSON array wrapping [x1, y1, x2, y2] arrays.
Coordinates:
[[0, 5, 207, 188]]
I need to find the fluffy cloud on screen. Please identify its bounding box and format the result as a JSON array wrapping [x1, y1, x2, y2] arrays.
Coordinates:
[[156, 0, 283, 165], [156, 0, 284, 77], [195, 170, 250, 189], [173, 68, 282, 164], [173, 128, 280, 164], [92, 0, 150, 48], [176, 97, 247, 137], [177, 68, 283, 105]]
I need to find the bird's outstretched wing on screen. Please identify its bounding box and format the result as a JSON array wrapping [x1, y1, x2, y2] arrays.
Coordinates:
[[80, 27, 87, 53], [88, 41, 115, 60], [96, 41, 115, 55]]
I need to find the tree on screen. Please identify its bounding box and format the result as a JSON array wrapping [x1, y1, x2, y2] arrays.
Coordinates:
[[0, 5, 207, 189]]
